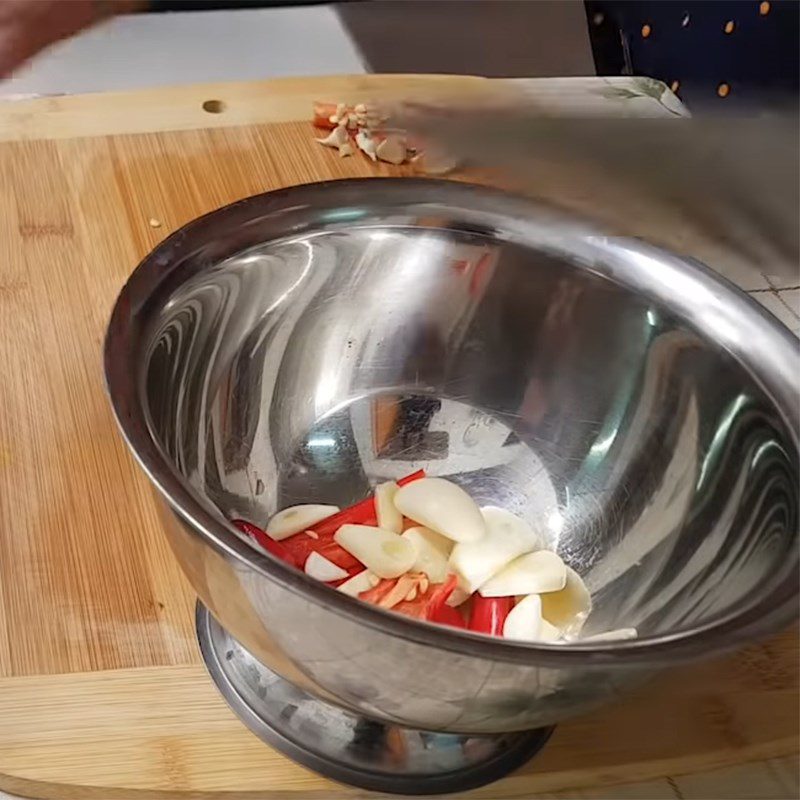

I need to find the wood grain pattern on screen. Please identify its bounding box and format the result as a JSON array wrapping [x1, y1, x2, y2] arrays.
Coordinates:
[[0, 76, 797, 798], [0, 74, 490, 143], [0, 120, 417, 679], [0, 633, 795, 799]]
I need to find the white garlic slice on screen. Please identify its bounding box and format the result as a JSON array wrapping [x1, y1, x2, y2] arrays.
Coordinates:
[[316, 124, 349, 149], [334, 524, 417, 579], [375, 481, 403, 533], [538, 619, 562, 643], [339, 141, 355, 157], [266, 504, 339, 541], [478, 550, 566, 598], [502, 594, 543, 642], [402, 526, 451, 584], [394, 478, 486, 543], [449, 506, 539, 593], [576, 627, 638, 643], [304, 551, 348, 583], [337, 570, 380, 597], [540, 566, 592, 637]]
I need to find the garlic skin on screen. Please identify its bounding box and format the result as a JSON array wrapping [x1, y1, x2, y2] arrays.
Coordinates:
[[394, 478, 486, 543], [355, 129, 378, 161], [376, 134, 408, 165], [266, 504, 339, 540], [316, 124, 349, 149]]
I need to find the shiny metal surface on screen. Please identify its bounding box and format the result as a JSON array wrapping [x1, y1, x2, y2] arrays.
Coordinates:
[[105, 179, 799, 738], [197, 602, 553, 794]]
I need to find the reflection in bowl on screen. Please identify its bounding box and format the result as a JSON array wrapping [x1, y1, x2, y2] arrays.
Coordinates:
[[105, 179, 798, 757]]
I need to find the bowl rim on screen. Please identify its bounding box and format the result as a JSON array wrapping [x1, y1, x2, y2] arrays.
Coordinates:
[[104, 177, 799, 666]]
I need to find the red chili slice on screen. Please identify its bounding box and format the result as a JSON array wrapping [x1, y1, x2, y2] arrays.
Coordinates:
[[358, 577, 398, 605], [235, 469, 427, 574], [431, 603, 467, 629], [469, 595, 513, 636], [279, 533, 362, 572], [390, 574, 459, 621], [232, 520, 300, 568], [311, 469, 426, 538]]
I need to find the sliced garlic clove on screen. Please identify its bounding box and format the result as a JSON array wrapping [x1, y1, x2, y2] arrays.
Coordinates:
[[334, 524, 417, 579], [478, 550, 566, 598], [449, 506, 539, 593], [355, 129, 378, 161], [338, 142, 355, 158], [375, 481, 403, 533], [394, 478, 486, 543], [502, 594, 543, 642], [376, 134, 407, 165], [266, 504, 339, 540], [576, 627, 638, 643], [316, 124, 349, 149], [538, 619, 562, 643], [409, 525, 453, 557], [304, 551, 349, 582], [337, 570, 379, 597], [402, 526, 451, 584], [540, 566, 592, 637]]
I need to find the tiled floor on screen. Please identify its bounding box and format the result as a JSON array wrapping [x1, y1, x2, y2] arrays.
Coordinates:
[[750, 288, 800, 337]]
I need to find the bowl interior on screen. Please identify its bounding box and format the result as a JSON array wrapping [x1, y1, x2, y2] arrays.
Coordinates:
[[139, 203, 798, 641]]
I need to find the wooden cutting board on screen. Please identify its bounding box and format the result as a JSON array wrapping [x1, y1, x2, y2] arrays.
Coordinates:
[[0, 74, 796, 800]]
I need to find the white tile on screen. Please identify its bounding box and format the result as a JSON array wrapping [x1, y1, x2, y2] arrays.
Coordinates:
[[776, 288, 800, 320], [765, 270, 800, 290], [1, 7, 365, 97], [750, 291, 800, 335]]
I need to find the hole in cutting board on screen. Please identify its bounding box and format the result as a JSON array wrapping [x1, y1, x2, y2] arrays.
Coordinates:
[[203, 99, 227, 114]]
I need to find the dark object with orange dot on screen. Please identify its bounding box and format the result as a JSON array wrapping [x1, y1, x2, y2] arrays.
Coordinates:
[[585, 0, 799, 109]]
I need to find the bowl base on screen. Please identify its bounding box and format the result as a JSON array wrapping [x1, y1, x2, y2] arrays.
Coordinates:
[[196, 602, 554, 795]]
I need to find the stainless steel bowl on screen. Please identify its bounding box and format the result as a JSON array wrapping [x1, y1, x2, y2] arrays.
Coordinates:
[[105, 179, 799, 792]]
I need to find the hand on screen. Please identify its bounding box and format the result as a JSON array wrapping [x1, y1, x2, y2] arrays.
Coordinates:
[[0, 0, 133, 77]]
